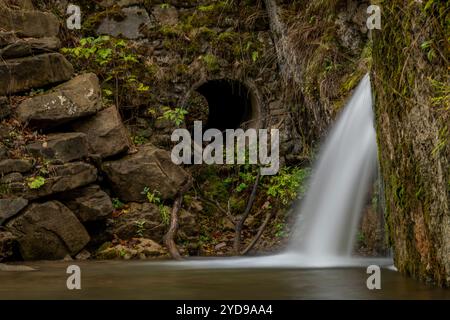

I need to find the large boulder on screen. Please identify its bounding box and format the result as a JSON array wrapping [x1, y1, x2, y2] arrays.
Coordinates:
[[0, 159, 33, 175], [0, 7, 59, 38], [0, 198, 28, 226], [60, 185, 113, 222], [0, 37, 61, 59], [107, 202, 166, 241], [72, 106, 130, 158], [16, 73, 101, 127], [20, 162, 97, 200], [0, 53, 74, 96], [26, 132, 89, 163], [6, 201, 90, 260], [102, 144, 192, 202], [96, 6, 152, 40], [106, 202, 197, 242]]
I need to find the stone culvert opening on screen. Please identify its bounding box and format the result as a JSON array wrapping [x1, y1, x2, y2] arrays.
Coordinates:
[[184, 79, 261, 132]]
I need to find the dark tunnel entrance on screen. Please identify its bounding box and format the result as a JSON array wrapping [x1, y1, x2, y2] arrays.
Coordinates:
[[185, 79, 260, 132]]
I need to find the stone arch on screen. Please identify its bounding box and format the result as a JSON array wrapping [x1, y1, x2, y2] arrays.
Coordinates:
[[181, 78, 265, 132]]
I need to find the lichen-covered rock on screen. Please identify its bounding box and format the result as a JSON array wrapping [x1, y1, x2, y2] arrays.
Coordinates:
[[373, 1, 449, 286], [26, 132, 89, 163], [96, 6, 152, 39], [72, 106, 130, 158], [102, 144, 192, 202], [0, 159, 33, 175], [20, 162, 97, 200], [0, 198, 28, 226], [0, 7, 59, 38], [0, 53, 74, 96], [60, 185, 113, 222], [6, 201, 90, 260], [16, 73, 101, 128]]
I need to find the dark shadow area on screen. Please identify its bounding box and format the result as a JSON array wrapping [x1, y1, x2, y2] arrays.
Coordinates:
[[194, 79, 254, 132]]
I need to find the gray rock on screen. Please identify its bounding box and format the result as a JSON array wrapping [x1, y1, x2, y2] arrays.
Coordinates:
[[0, 53, 74, 96], [102, 144, 192, 202], [0, 263, 35, 272], [0, 159, 33, 175], [26, 132, 88, 163], [16, 73, 101, 128], [22, 162, 98, 200], [0, 172, 22, 184], [0, 231, 17, 262], [0, 198, 28, 226], [6, 201, 90, 260], [152, 6, 178, 26], [0, 37, 61, 59], [61, 185, 113, 222], [97, 6, 152, 40], [0, 7, 59, 38], [72, 106, 130, 158]]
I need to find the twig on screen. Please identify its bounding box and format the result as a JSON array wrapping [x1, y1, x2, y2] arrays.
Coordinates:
[[233, 171, 261, 254], [241, 210, 274, 255], [163, 180, 192, 260]]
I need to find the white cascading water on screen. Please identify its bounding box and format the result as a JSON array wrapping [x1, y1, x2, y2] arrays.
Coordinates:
[[287, 73, 378, 260], [157, 74, 392, 269]]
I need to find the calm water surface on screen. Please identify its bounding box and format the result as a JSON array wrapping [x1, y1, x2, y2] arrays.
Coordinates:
[[0, 260, 449, 299]]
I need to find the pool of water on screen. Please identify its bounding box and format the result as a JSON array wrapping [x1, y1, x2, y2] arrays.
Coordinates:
[[0, 258, 449, 299]]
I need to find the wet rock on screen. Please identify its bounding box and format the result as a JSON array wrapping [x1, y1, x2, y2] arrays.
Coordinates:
[[16, 73, 101, 128], [0, 53, 74, 96], [60, 185, 113, 222], [75, 249, 91, 260], [22, 162, 97, 200], [6, 201, 90, 260], [0, 198, 28, 226], [0, 37, 61, 59], [102, 144, 192, 202], [0, 231, 17, 262], [0, 96, 11, 120], [72, 106, 130, 158], [107, 202, 166, 241], [0, 159, 33, 175], [0, 263, 35, 271], [97, 6, 152, 40], [96, 238, 167, 260], [0, 7, 59, 38], [26, 132, 89, 163]]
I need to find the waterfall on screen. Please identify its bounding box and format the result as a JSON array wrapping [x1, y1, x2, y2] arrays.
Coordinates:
[[288, 74, 378, 259], [162, 74, 392, 269]]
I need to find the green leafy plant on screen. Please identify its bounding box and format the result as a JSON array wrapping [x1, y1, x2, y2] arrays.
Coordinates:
[[266, 167, 311, 205], [135, 220, 146, 237], [112, 198, 125, 210], [142, 188, 170, 225], [160, 107, 188, 126], [61, 36, 149, 105], [27, 176, 45, 189]]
